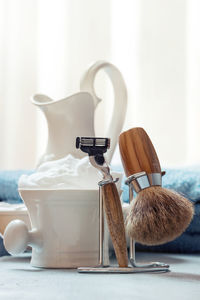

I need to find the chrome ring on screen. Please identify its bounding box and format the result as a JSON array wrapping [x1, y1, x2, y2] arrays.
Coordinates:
[[98, 177, 119, 186], [125, 172, 162, 193]]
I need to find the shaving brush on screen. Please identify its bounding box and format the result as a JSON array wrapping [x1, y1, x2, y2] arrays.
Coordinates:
[[119, 127, 194, 246]]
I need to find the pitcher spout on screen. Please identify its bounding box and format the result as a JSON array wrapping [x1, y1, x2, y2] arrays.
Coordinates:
[[31, 94, 54, 105], [31, 92, 96, 164]]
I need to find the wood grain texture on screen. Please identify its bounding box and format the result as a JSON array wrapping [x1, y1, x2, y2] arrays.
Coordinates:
[[102, 182, 128, 267], [119, 127, 161, 176]]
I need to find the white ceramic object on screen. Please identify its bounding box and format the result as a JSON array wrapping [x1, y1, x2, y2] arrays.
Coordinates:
[[4, 189, 110, 268], [32, 61, 127, 165], [4, 220, 31, 255]]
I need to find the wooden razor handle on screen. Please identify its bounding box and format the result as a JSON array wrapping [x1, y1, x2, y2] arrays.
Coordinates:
[[101, 182, 128, 267], [119, 127, 161, 177]]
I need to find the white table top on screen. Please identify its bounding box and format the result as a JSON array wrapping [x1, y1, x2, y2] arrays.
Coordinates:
[[0, 252, 200, 300]]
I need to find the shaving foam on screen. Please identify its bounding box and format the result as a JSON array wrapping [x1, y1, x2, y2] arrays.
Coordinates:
[[18, 154, 121, 190]]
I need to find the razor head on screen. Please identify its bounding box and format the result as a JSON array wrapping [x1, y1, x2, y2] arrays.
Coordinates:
[[76, 137, 110, 165]]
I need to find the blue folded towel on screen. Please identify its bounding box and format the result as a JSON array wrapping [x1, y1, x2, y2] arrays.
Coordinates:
[[162, 167, 200, 203], [136, 232, 200, 254], [0, 170, 33, 203], [185, 202, 200, 234]]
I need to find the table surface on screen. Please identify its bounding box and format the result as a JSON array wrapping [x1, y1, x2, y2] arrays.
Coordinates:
[[0, 252, 200, 300]]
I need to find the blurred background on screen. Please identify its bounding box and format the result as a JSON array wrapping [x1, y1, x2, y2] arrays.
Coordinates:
[[0, 0, 200, 169]]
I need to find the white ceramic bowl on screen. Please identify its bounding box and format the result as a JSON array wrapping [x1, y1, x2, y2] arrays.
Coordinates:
[[4, 189, 110, 268]]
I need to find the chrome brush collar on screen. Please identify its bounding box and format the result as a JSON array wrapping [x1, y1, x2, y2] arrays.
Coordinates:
[[125, 172, 163, 193]]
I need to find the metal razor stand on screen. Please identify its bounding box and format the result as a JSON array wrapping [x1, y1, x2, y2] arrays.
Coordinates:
[[78, 176, 169, 274]]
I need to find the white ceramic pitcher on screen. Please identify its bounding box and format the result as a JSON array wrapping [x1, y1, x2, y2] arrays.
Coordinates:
[[32, 61, 127, 165]]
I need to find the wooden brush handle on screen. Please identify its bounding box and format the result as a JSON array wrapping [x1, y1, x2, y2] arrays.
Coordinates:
[[101, 182, 128, 267], [119, 127, 161, 177]]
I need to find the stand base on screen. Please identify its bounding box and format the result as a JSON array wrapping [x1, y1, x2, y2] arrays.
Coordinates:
[[78, 265, 170, 274], [130, 259, 169, 269]]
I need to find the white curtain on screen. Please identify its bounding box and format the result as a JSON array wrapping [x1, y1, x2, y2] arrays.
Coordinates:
[[0, 0, 199, 169], [0, 0, 38, 169]]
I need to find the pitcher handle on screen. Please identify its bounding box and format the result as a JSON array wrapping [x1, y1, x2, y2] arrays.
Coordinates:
[[80, 61, 127, 163]]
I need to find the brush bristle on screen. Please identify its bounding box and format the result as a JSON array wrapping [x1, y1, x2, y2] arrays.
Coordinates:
[[126, 186, 194, 246]]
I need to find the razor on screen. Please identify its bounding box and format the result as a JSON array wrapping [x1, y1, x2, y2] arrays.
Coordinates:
[[76, 137, 112, 181], [76, 136, 129, 270]]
